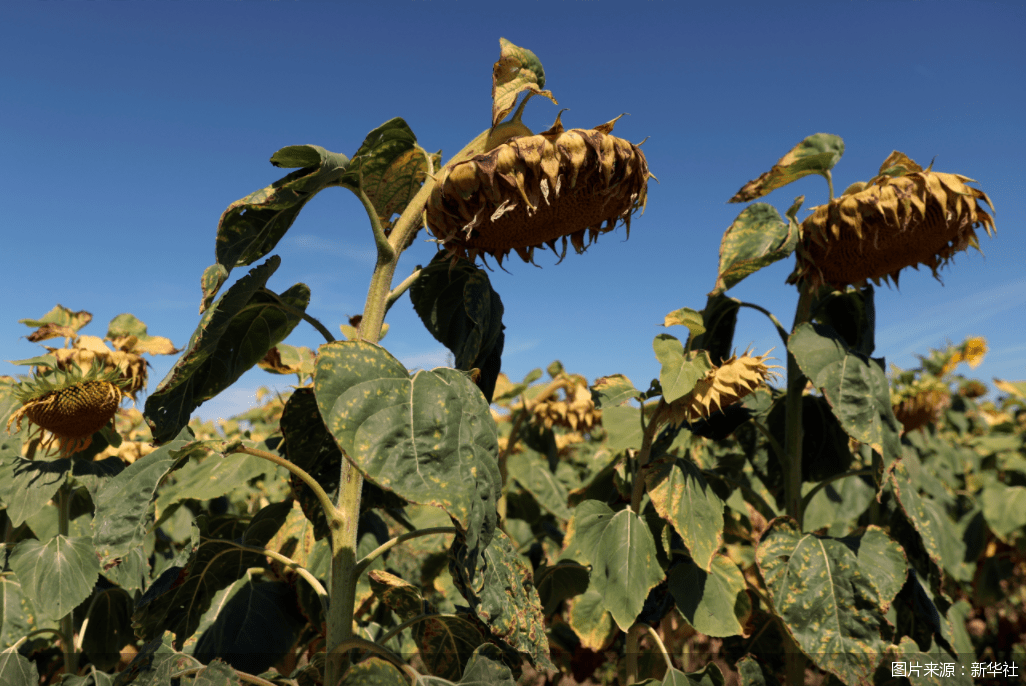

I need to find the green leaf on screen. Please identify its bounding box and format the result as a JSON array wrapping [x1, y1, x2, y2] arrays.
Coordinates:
[[534, 561, 590, 615], [789, 322, 901, 464], [735, 655, 777, 686], [415, 613, 486, 681], [667, 554, 750, 637], [981, 483, 1026, 543], [889, 461, 969, 578], [645, 456, 724, 572], [662, 307, 706, 338], [491, 38, 557, 128], [602, 406, 644, 456], [560, 501, 664, 632], [199, 263, 230, 314], [339, 657, 407, 686], [887, 636, 973, 686], [854, 525, 907, 612], [812, 285, 876, 357], [92, 427, 194, 572], [592, 374, 640, 408], [755, 517, 889, 685], [368, 570, 425, 621], [711, 202, 799, 295], [215, 144, 350, 273], [0, 646, 38, 686], [338, 118, 431, 231], [315, 341, 501, 555], [506, 451, 571, 520], [145, 256, 309, 444], [566, 587, 616, 651], [728, 133, 844, 203], [0, 456, 69, 527], [154, 452, 277, 514], [653, 335, 714, 404], [193, 581, 307, 676], [691, 294, 741, 365], [0, 577, 33, 652], [449, 529, 554, 671], [8, 535, 100, 623], [801, 475, 875, 534], [410, 252, 505, 402], [456, 644, 518, 686], [77, 587, 134, 672], [132, 501, 292, 649]]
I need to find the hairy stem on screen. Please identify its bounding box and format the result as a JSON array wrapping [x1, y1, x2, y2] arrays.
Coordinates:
[[229, 445, 336, 521], [385, 268, 422, 315], [58, 484, 78, 676]]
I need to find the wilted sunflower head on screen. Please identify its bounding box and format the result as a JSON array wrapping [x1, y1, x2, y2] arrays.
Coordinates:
[[891, 376, 951, 434], [5, 358, 130, 456], [529, 373, 601, 432], [667, 349, 780, 426], [792, 152, 995, 291], [426, 112, 652, 267]]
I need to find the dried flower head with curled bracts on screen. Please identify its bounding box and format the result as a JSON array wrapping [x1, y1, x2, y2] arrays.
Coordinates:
[[666, 349, 781, 426], [791, 151, 995, 291], [6, 358, 131, 456], [426, 111, 653, 268]]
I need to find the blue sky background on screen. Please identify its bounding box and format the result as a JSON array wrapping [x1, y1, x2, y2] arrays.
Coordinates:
[[3, 0, 1024, 425]]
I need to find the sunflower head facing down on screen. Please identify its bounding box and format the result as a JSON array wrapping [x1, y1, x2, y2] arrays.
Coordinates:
[[426, 111, 652, 268], [5, 358, 130, 457]]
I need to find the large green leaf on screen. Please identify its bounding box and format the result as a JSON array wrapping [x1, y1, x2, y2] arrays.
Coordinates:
[[0, 646, 38, 686], [559, 500, 664, 632], [410, 252, 505, 402], [691, 294, 741, 365], [448, 529, 554, 671], [728, 133, 844, 203], [591, 374, 641, 408], [789, 322, 901, 464], [886, 636, 973, 686], [315, 341, 501, 555], [889, 462, 969, 579], [213, 144, 350, 285], [755, 517, 890, 685], [0, 456, 69, 527], [653, 335, 714, 404], [132, 501, 292, 649], [566, 587, 616, 651], [77, 587, 134, 672], [534, 561, 589, 615], [415, 613, 486, 682], [145, 256, 309, 443], [154, 451, 278, 514], [711, 202, 799, 295], [92, 428, 194, 574], [0, 577, 32, 651], [491, 38, 556, 128], [193, 581, 307, 675], [645, 457, 724, 572], [981, 483, 1026, 544], [812, 285, 876, 357], [801, 475, 875, 534], [505, 450, 571, 520], [667, 554, 751, 638], [8, 535, 100, 623], [338, 118, 432, 232]]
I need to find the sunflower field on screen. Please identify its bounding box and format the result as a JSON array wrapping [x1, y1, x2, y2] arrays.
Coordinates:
[[1, 40, 1024, 686]]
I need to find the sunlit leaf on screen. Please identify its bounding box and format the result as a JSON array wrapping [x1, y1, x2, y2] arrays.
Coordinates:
[[711, 202, 798, 295], [728, 133, 844, 203], [491, 38, 557, 128]]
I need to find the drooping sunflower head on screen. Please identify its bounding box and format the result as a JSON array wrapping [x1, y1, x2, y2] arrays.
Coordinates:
[[667, 349, 781, 426], [529, 373, 601, 433], [792, 152, 995, 291], [426, 112, 652, 267], [891, 375, 951, 434], [5, 358, 130, 456]]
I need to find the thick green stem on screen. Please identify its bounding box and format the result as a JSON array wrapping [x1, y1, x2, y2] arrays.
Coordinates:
[[58, 484, 78, 677], [784, 289, 813, 526], [783, 287, 814, 686], [625, 623, 644, 684]]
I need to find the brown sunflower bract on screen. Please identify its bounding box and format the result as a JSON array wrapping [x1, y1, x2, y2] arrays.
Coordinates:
[[793, 151, 995, 290], [426, 112, 651, 266]]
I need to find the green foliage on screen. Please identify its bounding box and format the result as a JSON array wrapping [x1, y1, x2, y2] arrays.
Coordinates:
[[2, 37, 1023, 686]]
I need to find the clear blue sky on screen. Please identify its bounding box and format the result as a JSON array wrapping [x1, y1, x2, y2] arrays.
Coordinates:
[[3, 1, 1024, 424]]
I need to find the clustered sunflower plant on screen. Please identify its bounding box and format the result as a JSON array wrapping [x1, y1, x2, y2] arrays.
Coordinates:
[[3, 39, 1024, 686]]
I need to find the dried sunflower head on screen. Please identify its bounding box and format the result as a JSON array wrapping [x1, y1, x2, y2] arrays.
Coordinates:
[[667, 350, 780, 426], [5, 358, 130, 456], [43, 335, 149, 401], [891, 376, 951, 434], [792, 151, 994, 290], [426, 112, 652, 267], [958, 379, 988, 399], [530, 373, 601, 432]]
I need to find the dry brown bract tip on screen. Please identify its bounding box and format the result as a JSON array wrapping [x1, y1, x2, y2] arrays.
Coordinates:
[[792, 151, 995, 290], [426, 112, 651, 268]]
